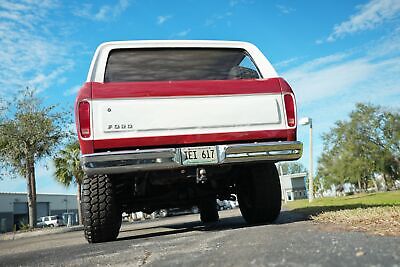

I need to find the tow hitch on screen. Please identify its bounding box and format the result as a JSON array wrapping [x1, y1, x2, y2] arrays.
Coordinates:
[[196, 168, 207, 184]]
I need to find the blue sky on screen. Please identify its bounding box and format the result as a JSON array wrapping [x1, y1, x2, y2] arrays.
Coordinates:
[[0, 0, 399, 194]]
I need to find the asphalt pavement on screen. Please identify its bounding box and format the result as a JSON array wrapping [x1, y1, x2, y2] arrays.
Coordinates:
[[0, 209, 399, 267]]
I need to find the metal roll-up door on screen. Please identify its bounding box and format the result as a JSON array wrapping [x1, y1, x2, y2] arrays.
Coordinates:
[[13, 203, 28, 214], [37, 202, 49, 218]]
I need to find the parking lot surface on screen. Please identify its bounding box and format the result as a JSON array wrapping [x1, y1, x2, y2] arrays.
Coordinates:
[[0, 209, 399, 267]]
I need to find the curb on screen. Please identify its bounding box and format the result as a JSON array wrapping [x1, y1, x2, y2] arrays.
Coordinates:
[[0, 225, 84, 241]]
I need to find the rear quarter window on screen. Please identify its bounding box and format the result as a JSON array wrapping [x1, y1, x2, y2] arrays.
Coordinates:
[[104, 48, 261, 82]]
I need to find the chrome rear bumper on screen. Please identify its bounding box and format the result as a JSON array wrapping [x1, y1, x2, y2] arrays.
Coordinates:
[[81, 141, 303, 175]]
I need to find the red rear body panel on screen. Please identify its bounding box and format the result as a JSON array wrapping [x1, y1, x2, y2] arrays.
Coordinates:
[[91, 78, 282, 99], [75, 78, 297, 154]]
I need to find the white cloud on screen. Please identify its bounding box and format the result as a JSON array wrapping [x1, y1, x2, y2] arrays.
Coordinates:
[[64, 85, 81, 96], [31, 63, 74, 92], [157, 15, 172, 25], [73, 0, 130, 21], [0, 0, 73, 93], [229, 0, 253, 7], [205, 12, 233, 27], [274, 57, 300, 69], [206, 0, 250, 27], [284, 33, 400, 105], [286, 52, 350, 76], [176, 29, 191, 37], [276, 4, 295, 14], [287, 33, 400, 170], [366, 26, 400, 57], [326, 0, 400, 42], [285, 58, 377, 104], [229, 0, 240, 7]]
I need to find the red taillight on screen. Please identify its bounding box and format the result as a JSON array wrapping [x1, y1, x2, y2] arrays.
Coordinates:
[[284, 94, 296, 127], [78, 101, 91, 138]]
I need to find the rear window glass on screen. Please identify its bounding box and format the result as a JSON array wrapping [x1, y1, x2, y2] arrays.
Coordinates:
[[104, 48, 261, 82]]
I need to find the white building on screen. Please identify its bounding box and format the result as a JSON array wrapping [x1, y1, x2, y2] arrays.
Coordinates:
[[0, 192, 78, 233], [279, 172, 308, 201]]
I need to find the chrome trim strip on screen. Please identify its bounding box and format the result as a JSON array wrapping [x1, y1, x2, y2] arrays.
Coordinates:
[[81, 148, 182, 175], [81, 141, 303, 175], [223, 141, 302, 163]]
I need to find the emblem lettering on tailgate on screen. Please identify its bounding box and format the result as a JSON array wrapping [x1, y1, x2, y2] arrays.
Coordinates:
[[106, 123, 134, 131]]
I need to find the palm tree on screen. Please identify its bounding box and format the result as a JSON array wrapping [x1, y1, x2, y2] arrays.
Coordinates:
[[54, 140, 84, 225]]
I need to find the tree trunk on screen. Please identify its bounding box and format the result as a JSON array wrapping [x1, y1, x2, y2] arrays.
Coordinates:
[[382, 174, 388, 191], [363, 178, 368, 192], [372, 178, 378, 192], [357, 179, 361, 193], [77, 182, 83, 225], [26, 172, 34, 228], [26, 158, 37, 228]]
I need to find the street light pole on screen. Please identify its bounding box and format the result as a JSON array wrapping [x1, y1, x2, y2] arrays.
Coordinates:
[[299, 117, 313, 202], [308, 119, 313, 202]]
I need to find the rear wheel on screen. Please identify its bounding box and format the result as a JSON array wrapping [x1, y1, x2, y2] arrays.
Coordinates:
[[198, 198, 219, 223], [82, 174, 121, 243], [236, 163, 282, 224]]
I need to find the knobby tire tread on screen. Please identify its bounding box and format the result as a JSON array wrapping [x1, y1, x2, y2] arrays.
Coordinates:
[[83, 174, 121, 243]]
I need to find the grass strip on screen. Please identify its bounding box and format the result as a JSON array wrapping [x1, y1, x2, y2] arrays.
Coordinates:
[[283, 191, 400, 236], [312, 206, 400, 236]]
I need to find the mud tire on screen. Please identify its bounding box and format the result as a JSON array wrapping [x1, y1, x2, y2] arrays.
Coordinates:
[[82, 174, 121, 243]]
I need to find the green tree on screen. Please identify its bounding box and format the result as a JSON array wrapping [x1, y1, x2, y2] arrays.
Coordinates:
[[317, 103, 399, 191], [376, 109, 400, 188], [0, 88, 68, 228], [54, 140, 84, 225]]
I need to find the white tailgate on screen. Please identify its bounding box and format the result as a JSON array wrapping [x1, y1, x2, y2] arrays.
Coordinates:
[[91, 94, 285, 140]]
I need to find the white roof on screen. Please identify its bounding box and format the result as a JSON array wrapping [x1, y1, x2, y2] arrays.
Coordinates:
[[0, 192, 76, 196], [87, 40, 278, 82], [280, 172, 308, 179], [97, 40, 261, 50]]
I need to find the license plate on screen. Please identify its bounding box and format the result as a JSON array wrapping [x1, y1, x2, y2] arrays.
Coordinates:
[[181, 146, 218, 165]]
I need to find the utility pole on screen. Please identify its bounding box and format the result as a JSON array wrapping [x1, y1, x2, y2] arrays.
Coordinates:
[[300, 117, 313, 202], [309, 119, 313, 202]]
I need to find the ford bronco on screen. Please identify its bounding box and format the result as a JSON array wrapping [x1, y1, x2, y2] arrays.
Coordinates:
[[75, 40, 303, 243]]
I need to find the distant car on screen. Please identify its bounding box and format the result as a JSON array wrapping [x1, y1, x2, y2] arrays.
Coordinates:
[[36, 219, 47, 228], [216, 199, 232, 210], [122, 212, 130, 222], [157, 206, 199, 217], [37, 215, 65, 227]]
